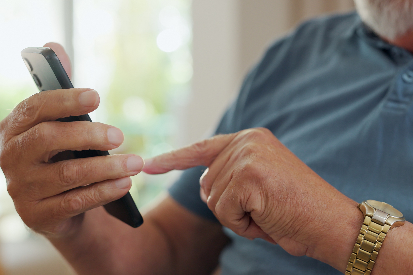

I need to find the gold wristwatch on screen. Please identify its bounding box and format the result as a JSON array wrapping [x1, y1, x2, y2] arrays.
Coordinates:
[[346, 200, 405, 275]]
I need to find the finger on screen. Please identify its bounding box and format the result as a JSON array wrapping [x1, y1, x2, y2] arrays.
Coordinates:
[[204, 165, 234, 212], [4, 88, 99, 139], [241, 220, 276, 244], [29, 177, 132, 233], [211, 185, 273, 242], [199, 137, 243, 199], [199, 153, 234, 204], [200, 155, 231, 202], [143, 133, 237, 174], [199, 168, 209, 203], [43, 42, 72, 79], [204, 150, 243, 218], [12, 121, 124, 163], [200, 187, 208, 203], [10, 154, 143, 200]]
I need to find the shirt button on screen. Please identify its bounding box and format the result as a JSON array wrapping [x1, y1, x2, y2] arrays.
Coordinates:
[[402, 70, 413, 83]]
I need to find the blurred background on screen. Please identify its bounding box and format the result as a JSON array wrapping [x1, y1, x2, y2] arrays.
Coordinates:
[[0, 0, 354, 274]]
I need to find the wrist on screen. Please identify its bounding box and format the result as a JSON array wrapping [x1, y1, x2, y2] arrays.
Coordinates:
[[309, 197, 363, 273], [49, 207, 108, 254], [370, 221, 413, 275], [343, 200, 406, 275]]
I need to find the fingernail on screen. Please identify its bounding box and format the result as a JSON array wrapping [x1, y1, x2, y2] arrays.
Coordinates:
[[115, 178, 131, 189], [144, 158, 153, 167], [200, 190, 208, 202], [79, 90, 99, 107], [127, 155, 144, 172], [107, 128, 124, 146], [200, 168, 209, 186]]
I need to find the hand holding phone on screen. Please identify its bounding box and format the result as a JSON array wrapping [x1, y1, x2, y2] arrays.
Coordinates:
[[21, 46, 143, 228]]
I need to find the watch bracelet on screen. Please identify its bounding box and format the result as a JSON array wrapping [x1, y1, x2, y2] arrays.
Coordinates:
[[345, 215, 390, 275]]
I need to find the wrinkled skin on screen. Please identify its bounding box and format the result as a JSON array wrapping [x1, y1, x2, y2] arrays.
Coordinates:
[[0, 43, 144, 238], [143, 127, 360, 259]]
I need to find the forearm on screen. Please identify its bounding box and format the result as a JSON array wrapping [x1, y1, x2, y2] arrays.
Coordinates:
[[49, 196, 229, 275], [310, 197, 413, 274], [141, 129, 413, 274], [50, 207, 174, 275]]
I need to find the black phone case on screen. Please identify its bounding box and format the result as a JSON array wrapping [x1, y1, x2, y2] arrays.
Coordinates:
[[21, 47, 143, 228]]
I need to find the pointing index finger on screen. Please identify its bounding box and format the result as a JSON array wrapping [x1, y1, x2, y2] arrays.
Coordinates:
[[143, 133, 237, 174]]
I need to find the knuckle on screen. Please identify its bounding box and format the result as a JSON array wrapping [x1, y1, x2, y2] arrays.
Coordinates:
[[242, 127, 271, 141], [79, 122, 115, 150], [91, 123, 110, 147], [167, 150, 180, 161], [13, 96, 41, 126], [35, 122, 57, 150], [82, 122, 97, 143], [86, 189, 104, 206], [0, 124, 53, 172], [18, 124, 43, 150], [206, 196, 216, 213], [227, 218, 248, 236], [240, 143, 257, 157], [60, 193, 85, 214], [0, 95, 45, 150], [238, 161, 264, 182], [256, 127, 272, 135], [191, 139, 209, 158], [10, 122, 52, 158], [199, 168, 210, 189], [60, 185, 108, 216], [213, 194, 243, 233], [213, 199, 225, 217], [59, 162, 84, 186], [255, 201, 275, 226], [200, 179, 211, 194], [250, 128, 263, 138], [3, 167, 34, 202]]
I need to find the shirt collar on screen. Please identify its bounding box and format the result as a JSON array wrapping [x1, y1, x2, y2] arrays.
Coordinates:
[[355, 16, 413, 64]]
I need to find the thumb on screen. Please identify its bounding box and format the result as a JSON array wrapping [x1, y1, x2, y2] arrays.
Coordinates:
[[43, 42, 72, 79], [143, 133, 237, 174]]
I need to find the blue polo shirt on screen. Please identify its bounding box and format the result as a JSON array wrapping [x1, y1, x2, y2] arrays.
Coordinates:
[[169, 12, 413, 274]]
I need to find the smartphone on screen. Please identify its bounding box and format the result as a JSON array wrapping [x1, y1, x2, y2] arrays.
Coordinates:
[[21, 47, 143, 228]]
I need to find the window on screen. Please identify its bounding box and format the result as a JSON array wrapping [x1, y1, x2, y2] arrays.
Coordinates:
[[0, 0, 66, 244], [73, 0, 192, 207]]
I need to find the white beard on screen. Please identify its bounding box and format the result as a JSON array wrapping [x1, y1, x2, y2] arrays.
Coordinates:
[[354, 0, 413, 40]]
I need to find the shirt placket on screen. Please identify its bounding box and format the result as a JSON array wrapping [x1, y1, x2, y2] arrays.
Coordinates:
[[384, 58, 413, 112]]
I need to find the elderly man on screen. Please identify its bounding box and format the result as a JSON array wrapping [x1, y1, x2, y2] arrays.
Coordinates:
[[1, 0, 412, 274]]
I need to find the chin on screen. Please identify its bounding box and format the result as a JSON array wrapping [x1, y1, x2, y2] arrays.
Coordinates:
[[354, 0, 413, 40]]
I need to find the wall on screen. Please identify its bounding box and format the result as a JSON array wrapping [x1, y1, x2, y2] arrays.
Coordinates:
[[180, 0, 355, 146]]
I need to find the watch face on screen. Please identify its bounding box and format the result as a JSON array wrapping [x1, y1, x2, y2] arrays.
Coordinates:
[[366, 200, 403, 217]]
